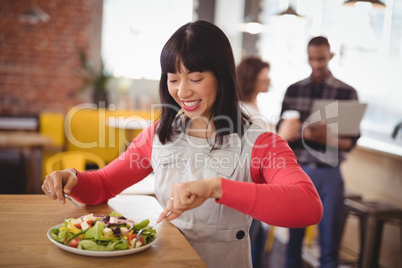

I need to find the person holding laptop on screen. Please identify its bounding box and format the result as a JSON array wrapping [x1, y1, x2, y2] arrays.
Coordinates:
[[277, 36, 360, 268]]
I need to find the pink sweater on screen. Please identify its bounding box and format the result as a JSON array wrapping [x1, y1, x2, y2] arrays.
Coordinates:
[[72, 122, 322, 228]]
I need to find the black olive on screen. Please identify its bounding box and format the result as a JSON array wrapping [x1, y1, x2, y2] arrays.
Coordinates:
[[103, 215, 110, 222], [112, 226, 121, 234]]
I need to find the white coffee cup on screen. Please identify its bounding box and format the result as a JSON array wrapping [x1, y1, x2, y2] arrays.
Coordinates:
[[281, 110, 300, 120]]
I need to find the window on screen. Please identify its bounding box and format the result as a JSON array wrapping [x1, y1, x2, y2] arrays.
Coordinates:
[[258, 0, 402, 155], [101, 0, 193, 110], [102, 0, 193, 80]]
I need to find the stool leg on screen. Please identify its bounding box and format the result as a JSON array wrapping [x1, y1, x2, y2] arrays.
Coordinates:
[[400, 220, 402, 268], [361, 216, 383, 268], [264, 226, 276, 252], [357, 214, 366, 268], [338, 206, 348, 249], [304, 225, 317, 247]]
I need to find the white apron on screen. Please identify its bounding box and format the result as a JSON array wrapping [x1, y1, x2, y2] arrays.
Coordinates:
[[151, 122, 267, 268]]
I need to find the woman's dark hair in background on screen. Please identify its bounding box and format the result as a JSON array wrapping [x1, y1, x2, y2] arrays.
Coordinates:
[[157, 20, 248, 149], [237, 56, 270, 103]]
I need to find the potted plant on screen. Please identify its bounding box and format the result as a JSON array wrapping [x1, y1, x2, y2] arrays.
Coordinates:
[[77, 49, 111, 106]]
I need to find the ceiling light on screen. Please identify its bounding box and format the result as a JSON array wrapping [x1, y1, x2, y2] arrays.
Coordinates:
[[241, 0, 264, 34], [343, 0, 386, 9], [277, 5, 303, 17]]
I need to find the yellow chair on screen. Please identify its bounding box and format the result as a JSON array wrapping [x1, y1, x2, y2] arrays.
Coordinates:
[[65, 107, 159, 163], [40, 112, 66, 180], [45, 151, 106, 175], [39, 112, 65, 149], [65, 108, 121, 163]]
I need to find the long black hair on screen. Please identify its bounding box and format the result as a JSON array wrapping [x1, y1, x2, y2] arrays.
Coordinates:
[[156, 20, 248, 149]]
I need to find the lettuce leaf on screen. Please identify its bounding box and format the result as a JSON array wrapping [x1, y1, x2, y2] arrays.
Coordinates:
[[133, 219, 150, 231], [109, 212, 124, 217], [84, 221, 105, 240], [50, 229, 73, 244], [78, 238, 128, 251]]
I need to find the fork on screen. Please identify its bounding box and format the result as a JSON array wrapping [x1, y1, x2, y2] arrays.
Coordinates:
[[134, 221, 161, 246], [134, 215, 171, 247], [134, 212, 171, 246], [64, 194, 82, 209]]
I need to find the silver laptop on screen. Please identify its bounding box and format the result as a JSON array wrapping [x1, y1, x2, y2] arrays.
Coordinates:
[[308, 100, 367, 136]]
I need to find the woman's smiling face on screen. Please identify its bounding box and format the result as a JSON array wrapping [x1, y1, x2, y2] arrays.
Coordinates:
[[167, 64, 218, 122]]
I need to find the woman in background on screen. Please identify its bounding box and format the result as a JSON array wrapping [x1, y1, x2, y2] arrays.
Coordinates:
[[237, 56, 271, 128]]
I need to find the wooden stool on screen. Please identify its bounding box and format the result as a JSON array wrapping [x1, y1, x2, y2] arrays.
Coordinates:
[[338, 192, 362, 246], [343, 199, 402, 268]]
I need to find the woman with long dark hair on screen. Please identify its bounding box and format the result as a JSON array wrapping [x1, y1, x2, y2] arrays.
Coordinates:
[[42, 21, 322, 267]]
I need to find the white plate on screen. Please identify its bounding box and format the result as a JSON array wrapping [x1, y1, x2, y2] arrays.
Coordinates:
[[47, 224, 158, 257]]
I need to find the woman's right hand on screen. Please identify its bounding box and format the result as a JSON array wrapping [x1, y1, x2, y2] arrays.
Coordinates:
[[42, 168, 78, 204], [157, 177, 222, 223]]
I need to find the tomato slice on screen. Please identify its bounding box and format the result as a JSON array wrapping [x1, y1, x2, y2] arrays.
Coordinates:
[[128, 234, 144, 244], [65, 237, 81, 248]]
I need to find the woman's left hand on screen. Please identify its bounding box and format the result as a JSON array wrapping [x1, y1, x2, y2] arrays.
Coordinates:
[[157, 177, 222, 223]]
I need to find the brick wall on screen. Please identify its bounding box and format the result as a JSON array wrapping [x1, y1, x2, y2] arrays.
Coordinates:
[[0, 0, 103, 116]]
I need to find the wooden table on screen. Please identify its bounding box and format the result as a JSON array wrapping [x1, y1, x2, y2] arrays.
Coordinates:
[[0, 194, 206, 267], [0, 131, 52, 193]]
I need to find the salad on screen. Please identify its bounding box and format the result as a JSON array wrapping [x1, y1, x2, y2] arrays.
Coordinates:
[[49, 212, 157, 251]]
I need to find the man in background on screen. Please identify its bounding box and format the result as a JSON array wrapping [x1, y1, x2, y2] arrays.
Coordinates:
[[277, 36, 360, 268]]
